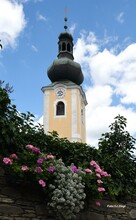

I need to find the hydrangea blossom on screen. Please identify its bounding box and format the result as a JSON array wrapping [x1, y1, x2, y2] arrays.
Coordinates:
[[34, 167, 43, 173], [47, 155, 55, 159], [96, 201, 101, 206], [39, 179, 46, 187], [26, 144, 34, 150], [90, 160, 97, 166], [97, 179, 103, 184], [96, 173, 101, 178], [37, 158, 43, 164], [32, 147, 41, 154], [3, 157, 12, 165], [98, 187, 105, 192], [71, 165, 78, 173], [48, 167, 55, 172], [85, 168, 92, 173], [21, 165, 28, 171], [10, 154, 18, 159], [48, 159, 86, 220]]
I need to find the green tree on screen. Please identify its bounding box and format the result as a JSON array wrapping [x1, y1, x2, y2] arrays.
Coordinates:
[[98, 115, 136, 199], [44, 131, 98, 166], [0, 81, 47, 154]]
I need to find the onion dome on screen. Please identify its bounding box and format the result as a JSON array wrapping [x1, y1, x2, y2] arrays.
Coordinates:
[[47, 18, 84, 85]]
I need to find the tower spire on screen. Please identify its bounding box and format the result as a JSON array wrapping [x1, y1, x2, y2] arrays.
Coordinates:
[[64, 7, 68, 32], [47, 16, 84, 85]]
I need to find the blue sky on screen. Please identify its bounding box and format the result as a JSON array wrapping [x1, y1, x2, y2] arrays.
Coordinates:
[[1, 0, 136, 149]]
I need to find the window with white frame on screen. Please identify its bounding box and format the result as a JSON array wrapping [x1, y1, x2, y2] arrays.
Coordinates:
[[56, 101, 65, 116]]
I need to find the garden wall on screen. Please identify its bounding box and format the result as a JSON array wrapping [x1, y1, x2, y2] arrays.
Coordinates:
[[0, 163, 136, 220]]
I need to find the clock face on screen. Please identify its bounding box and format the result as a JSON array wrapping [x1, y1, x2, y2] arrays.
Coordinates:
[[56, 88, 65, 98]]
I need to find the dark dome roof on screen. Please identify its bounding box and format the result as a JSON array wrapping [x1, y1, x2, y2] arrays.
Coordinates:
[[47, 27, 84, 85], [58, 32, 73, 41], [47, 58, 84, 85]]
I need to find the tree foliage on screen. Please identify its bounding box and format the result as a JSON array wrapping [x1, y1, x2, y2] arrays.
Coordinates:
[[0, 81, 47, 154], [99, 115, 136, 157], [98, 115, 136, 199]]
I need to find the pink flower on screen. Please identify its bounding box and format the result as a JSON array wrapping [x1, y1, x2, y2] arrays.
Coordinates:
[[101, 171, 109, 177], [48, 167, 55, 172], [39, 179, 46, 187], [98, 187, 105, 192], [34, 167, 43, 173], [100, 171, 111, 177], [95, 168, 102, 173], [97, 179, 103, 184], [90, 160, 97, 166], [32, 147, 41, 154], [85, 168, 92, 174], [3, 157, 12, 165], [96, 201, 101, 206], [37, 158, 43, 164], [26, 145, 34, 149], [96, 173, 101, 178], [21, 165, 28, 171], [10, 154, 18, 159], [71, 165, 78, 173], [47, 155, 54, 159]]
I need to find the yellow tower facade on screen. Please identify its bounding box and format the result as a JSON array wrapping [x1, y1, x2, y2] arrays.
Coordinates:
[[42, 81, 87, 142], [42, 19, 87, 142]]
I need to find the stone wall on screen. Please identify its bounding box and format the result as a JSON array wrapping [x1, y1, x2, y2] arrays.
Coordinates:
[[0, 163, 136, 220], [79, 198, 136, 220]]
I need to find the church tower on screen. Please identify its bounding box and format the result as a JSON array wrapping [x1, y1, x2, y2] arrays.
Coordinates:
[[42, 18, 87, 143]]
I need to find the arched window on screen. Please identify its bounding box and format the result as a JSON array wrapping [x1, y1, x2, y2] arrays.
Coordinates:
[[67, 43, 70, 52], [62, 42, 66, 51], [56, 101, 65, 115]]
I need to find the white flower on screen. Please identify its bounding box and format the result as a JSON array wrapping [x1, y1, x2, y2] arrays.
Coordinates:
[[48, 160, 86, 220]]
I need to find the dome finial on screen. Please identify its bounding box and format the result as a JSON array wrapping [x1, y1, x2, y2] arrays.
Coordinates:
[[64, 17, 68, 31], [64, 7, 68, 32]]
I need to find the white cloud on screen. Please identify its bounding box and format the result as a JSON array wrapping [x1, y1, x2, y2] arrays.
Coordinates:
[[36, 12, 47, 22], [17, 0, 29, 3], [0, 0, 26, 49], [32, 44, 38, 52], [34, 0, 43, 2], [38, 115, 43, 124], [69, 24, 76, 35], [116, 81, 136, 104], [116, 12, 124, 24], [74, 31, 136, 148]]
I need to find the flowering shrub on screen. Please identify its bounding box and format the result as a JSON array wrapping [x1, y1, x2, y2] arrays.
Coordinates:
[[3, 145, 55, 189], [82, 160, 111, 204], [48, 159, 86, 219], [3, 144, 111, 219]]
